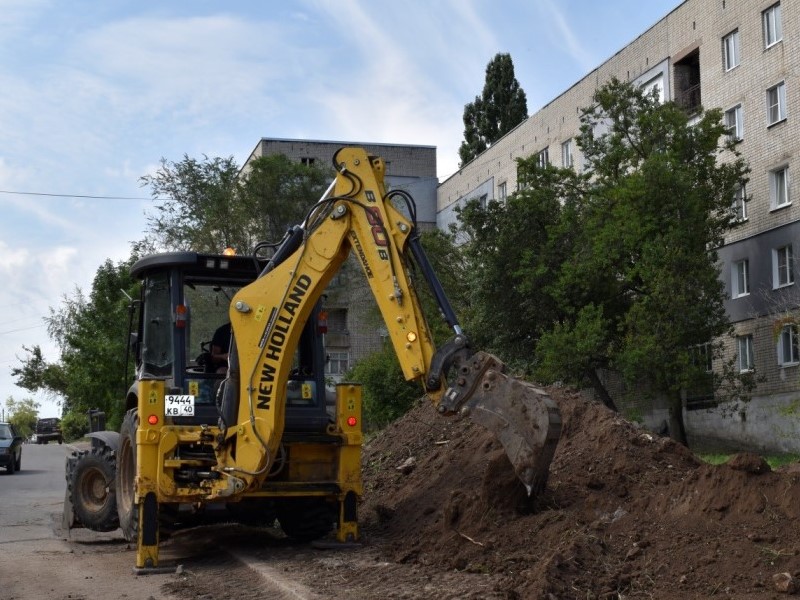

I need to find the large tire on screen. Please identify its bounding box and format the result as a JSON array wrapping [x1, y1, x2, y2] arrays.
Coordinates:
[[276, 498, 335, 542], [7, 456, 15, 474], [70, 446, 119, 532], [15, 452, 21, 471], [116, 409, 139, 542]]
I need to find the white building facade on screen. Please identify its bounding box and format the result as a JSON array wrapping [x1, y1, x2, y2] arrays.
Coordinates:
[[437, 0, 800, 453]]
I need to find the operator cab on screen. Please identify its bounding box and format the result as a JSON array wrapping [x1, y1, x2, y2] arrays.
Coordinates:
[[129, 251, 331, 432]]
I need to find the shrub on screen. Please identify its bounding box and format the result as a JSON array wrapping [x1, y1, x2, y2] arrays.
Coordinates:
[[60, 411, 89, 442], [345, 344, 422, 430]]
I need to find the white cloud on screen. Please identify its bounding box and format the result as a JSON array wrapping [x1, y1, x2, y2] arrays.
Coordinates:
[[535, 0, 597, 72]]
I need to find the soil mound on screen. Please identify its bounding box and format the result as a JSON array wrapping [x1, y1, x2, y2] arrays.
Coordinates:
[[360, 386, 800, 598]]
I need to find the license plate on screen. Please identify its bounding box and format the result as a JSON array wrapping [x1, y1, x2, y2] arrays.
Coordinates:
[[165, 394, 195, 417]]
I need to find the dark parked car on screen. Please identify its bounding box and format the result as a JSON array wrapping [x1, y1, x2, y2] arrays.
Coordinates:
[[0, 423, 23, 474], [35, 418, 62, 444]]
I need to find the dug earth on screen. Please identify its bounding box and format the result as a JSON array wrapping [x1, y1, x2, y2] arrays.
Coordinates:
[[161, 386, 800, 599]]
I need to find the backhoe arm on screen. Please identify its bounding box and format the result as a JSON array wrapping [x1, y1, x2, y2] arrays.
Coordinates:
[[218, 147, 561, 495]]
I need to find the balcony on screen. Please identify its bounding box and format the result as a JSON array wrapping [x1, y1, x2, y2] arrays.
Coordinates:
[[675, 83, 701, 114], [325, 330, 350, 347]]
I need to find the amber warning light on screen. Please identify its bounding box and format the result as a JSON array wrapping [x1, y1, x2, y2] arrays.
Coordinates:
[[147, 414, 159, 425], [347, 416, 358, 427], [175, 304, 187, 328]]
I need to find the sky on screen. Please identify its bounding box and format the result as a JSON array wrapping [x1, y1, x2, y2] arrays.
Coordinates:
[[0, 0, 682, 419]]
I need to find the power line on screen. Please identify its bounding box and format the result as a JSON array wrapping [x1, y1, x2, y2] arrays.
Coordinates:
[[0, 189, 154, 201], [0, 324, 45, 336]]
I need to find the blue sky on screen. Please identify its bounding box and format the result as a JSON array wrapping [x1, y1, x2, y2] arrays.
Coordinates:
[[0, 0, 681, 418]]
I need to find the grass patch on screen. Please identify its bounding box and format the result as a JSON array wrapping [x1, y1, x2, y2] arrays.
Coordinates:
[[699, 453, 800, 469]]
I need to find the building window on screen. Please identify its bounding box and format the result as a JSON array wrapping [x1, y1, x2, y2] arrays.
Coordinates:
[[732, 184, 747, 220], [766, 82, 787, 125], [763, 3, 783, 49], [732, 259, 750, 297], [498, 181, 507, 202], [691, 342, 713, 373], [326, 351, 350, 375], [478, 194, 488, 210], [537, 147, 549, 168], [778, 324, 799, 366], [769, 166, 789, 209], [641, 73, 664, 104], [722, 30, 740, 71], [300, 157, 316, 166], [725, 105, 743, 141], [773, 244, 794, 288], [737, 335, 754, 372], [561, 139, 573, 168]]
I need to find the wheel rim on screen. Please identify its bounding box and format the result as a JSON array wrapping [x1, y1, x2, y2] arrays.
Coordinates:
[[117, 436, 134, 519], [78, 468, 109, 512]]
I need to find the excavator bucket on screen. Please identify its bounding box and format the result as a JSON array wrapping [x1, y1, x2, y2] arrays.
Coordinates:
[[440, 351, 562, 494]]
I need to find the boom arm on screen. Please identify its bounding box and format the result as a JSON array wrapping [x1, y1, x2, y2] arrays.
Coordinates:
[[217, 147, 561, 495]]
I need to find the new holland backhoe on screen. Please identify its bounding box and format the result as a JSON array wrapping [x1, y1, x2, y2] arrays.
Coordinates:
[[63, 147, 561, 571]]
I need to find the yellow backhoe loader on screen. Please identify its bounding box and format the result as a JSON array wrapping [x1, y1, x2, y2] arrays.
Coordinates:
[[63, 147, 561, 572]]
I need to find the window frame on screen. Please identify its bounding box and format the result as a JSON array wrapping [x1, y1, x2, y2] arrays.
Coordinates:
[[561, 139, 573, 168], [732, 258, 750, 298], [773, 244, 794, 289], [737, 335, 754, 373], [778, 324, 799, 366], [497, 181, 507, 202], [537, 147, 549, 168], [722, 29, 740, 71], [732, 183, 747, 220], [769, 166, 790, 210], [763, 3, 783, 49], [725, 104, 743, 141], [766, 81, 787, 126], [325, 350, 350, 376]]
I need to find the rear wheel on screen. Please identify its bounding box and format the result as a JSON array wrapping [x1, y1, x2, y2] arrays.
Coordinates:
[[276, 498, 335, 542], [15, 451, 21, 471], [70, 446, 119, 531], [7, 457, 15, 474], [116, 409, 139, 542]]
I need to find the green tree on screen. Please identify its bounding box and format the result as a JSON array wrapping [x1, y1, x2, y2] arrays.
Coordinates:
[[13, 258, 138, 428], [459, 53, 528, 166], [534, 78, 749, 442], [456, 160, 582, 374], [4, 397, 40, 439], [140, 155, 243, 252], [140, 153, 332, 253], [239, 154, 333, 245]]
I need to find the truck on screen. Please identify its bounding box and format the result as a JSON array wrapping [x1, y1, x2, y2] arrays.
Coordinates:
[[63, 147, 562, 571], [35, 418, 62, 444]]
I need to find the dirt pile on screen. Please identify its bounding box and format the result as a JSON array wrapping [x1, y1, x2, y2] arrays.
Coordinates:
[[360, 386, 800, 598]]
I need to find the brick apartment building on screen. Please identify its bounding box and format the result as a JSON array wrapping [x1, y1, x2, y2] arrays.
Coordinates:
[[244, 138, 438, 384], [437, 0, 800, 452]]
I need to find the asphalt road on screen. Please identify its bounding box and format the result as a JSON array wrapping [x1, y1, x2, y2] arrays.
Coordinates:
[[0, 442, 318, 600], [0, 441, 66, 545], [0, 441, 170, 600]]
